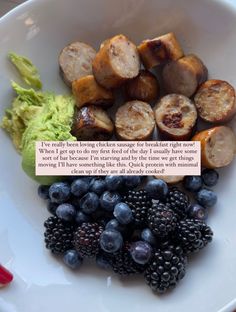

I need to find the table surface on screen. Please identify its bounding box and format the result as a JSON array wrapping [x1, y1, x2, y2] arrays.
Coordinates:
[[0, 0, 25, 17]]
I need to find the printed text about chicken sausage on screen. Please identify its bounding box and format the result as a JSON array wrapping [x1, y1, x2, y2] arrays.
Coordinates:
[[36, 141, 201, 176]]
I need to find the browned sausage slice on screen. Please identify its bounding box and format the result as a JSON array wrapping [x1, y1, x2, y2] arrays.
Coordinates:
[[59, 42, 96, 87], [72, 75, 114, 109], [192, 126, 236, 168], [92, 34, 140, 89], [154, 175, 184, 185], [125, 70, 160, 102], [194, 79, 236, 123], [154, 94, 197, 140], [138, 32, 184, 69], [115, 100, 155, 140], [162, 54, 208, 97], [72, 105, 114, 140]]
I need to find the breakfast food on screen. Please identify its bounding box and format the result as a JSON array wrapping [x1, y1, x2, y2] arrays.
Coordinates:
[[21, 93, 75, 185], [2, 29, 236, 296], [72, 105, 114, 140], [115, 100, 155, 140], [59, 41, 96, 87], [40, 175, 215, 293], [1, 80, 75, 185], [144, 242, 187, 293], [192, 126, 236, 168], [92, 34, 140, 89], [174, 219, 213, 254], [123, 190, 152, 226], [138, 32, 184, 69], [194, 79, 236, 123], [154, 94, 197, 140], [72, 75, 114, 108], [8, 52, 42, 89], [1, 82, 44, 151], [125, 70, 160, 102], [165, 187, 190, 219], [162, 54, 208, 97]]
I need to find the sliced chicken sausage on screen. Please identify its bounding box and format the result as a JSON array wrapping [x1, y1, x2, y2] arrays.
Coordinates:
[[59, 42, 96, 87], [92, 34, 140, 89], [125, 70, 160, 102], [192, 126, 236, 168], [138, 32, 184, 69], [194, 79, 236, 123], [115, 100, 155, 140], [72, 105, 114, 140], [72, 75, 114, 109], [154, 94, 197, 140], [162, 54, 208, 97]]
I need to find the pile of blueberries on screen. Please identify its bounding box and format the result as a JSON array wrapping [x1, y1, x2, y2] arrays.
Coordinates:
[[38, 169, 218, 294]]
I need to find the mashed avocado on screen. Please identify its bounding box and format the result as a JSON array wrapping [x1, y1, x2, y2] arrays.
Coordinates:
[[21, 94, 76, 185], [9, 52, 42, 89], [1, 82, 44, 151], [1, 53, 76, 185]]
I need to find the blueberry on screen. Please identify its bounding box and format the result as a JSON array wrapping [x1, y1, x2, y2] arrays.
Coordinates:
[[184, 176, 203, 192], [46, 201, 58, 215], [141, 228, 157, 246], [123, 176, 141, 189], [49, 182, 71, 204], [100, 230, 123, 253], [113, 202, 133, 224], [71, 179, 89, 198], [89, 178, 106, 195], [69, 196, 80, 209], [196, 188, 217, 208], [188, 203, 208, 221], [105, 176, 123, 191], [105, 219, 126, 233], [80, 176, 94, 184], [96, 254, 111, 270], [145, 179, 168, 200], [130, 241, 152, 265], [63, 250, 83, 269], [100, 191, 122, 211], [38, 185, 50, 200], [79, 192, 99, 214], [202, 169, 219, 187], [75, 211, 90, 225], [56, 203, 76, 221]]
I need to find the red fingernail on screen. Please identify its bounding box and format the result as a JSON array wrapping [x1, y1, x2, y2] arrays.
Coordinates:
[[0, 264, 13, 286]]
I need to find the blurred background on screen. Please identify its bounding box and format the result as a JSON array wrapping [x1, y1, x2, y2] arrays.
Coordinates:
[[0, 0, 25, 17]]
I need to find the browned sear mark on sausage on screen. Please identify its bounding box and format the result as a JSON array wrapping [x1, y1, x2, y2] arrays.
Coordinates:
[[162, 113, 184, 128], [110, 44, 119, 57], [147, 40, 170, 62]]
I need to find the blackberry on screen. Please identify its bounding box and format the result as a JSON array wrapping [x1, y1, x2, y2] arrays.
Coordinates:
[[147, 202, 178, 238], [108, 242, 147, 275], [144, 243, 187, 293], [123, 190, 152, 226], [175, 219, 213, 254], [165, 187, 190, 219], [73, 222, 104, 258], [44, 216, 75, 254]]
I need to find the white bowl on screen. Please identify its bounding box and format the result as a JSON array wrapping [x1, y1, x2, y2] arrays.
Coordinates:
[[1, 0, 236, 311]]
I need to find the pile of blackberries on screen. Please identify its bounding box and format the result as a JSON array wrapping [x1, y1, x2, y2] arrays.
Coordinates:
[[39, 170, 217, 294]]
